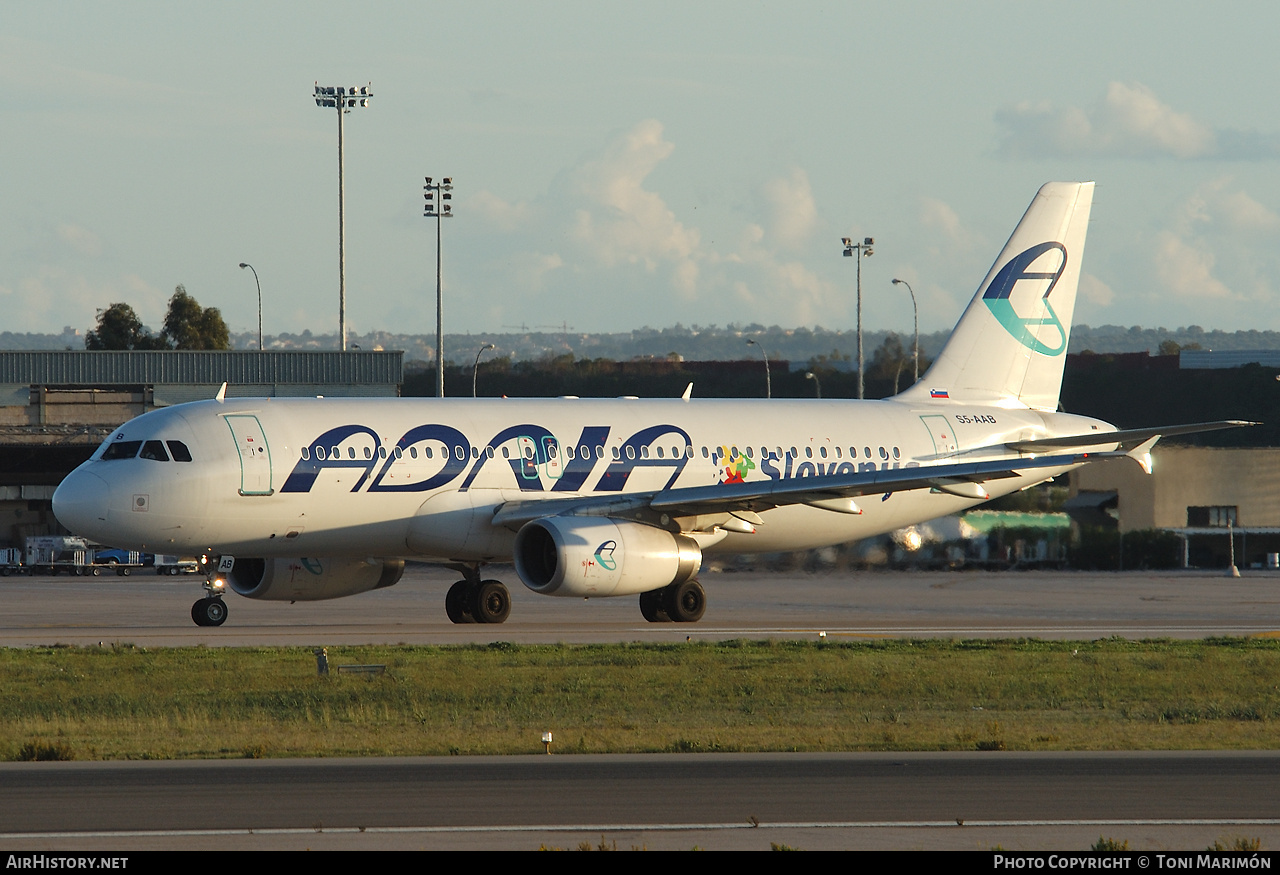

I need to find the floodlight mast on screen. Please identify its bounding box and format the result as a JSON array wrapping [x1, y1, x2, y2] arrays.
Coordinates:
[[313, 82, 372, 352], [424, 175, 454, 397], [842, 236, 874, 399]]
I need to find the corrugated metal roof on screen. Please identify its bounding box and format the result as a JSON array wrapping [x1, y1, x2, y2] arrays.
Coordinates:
[[0, 351, 402, 385]]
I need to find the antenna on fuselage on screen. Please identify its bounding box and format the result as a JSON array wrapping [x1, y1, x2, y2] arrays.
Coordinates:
[[215, 382, 227, 403], [682, 382, 693, 401]]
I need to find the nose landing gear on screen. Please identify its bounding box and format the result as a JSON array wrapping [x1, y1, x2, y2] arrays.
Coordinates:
[[191, 568, 228, 627]]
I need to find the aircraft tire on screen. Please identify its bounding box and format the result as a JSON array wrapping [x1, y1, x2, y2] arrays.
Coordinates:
[[473, 580, 511, 624], [663, 579, 706, 623], [639, 589, 671, 623], [445, 580, 475, 624], [191, 598, 227, 627]]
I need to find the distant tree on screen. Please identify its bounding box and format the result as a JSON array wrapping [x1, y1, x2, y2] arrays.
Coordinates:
[[85, 303, 166, 351], [161, 285, 230, 350]]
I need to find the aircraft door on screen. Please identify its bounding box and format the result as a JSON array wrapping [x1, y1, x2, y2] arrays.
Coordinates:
[[919, 414, 959, 458], [225, 414, 274, 495], [541, 436, 563, 481]]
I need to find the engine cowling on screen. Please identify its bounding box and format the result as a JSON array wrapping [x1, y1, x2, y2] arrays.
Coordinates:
[[227, 557, 404, 601], [514, 517, 701, 598]]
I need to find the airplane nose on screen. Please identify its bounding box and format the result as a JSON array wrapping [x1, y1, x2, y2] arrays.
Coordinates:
[[52, 469, 111, 538]]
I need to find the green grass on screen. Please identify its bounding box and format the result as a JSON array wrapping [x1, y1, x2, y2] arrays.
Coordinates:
[[3, 637, 1280, 760]]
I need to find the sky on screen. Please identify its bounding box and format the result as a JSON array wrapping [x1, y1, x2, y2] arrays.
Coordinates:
[[5, 1, 1280, 345]]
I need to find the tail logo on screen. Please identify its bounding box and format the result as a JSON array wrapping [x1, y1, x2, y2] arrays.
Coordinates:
[[982, 242, 1069, 356]]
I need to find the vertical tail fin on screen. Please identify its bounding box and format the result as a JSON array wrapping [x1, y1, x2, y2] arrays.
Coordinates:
[[897, 181, 1094, 411]]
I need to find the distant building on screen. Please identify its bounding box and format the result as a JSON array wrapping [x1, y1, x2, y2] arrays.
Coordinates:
[[1180, 349, 1280, 369], [1069, 447, 1280, 568], [0, 350, 402, 548]]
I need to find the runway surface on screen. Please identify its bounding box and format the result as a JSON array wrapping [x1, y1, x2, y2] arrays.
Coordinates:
[[2, 565, 1279, 646], [3, 752, 1280, 851]]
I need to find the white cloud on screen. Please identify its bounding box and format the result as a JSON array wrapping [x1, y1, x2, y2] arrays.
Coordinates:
[[566, 119, 701, 278], [761, 168, 818, 251], [466, 120, 856, 325], [1152, 230, 1233, 299], [996, 81, 1249, 160], [1078, 273, 1115, 308]]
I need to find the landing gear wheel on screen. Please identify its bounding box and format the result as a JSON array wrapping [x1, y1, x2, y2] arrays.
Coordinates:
[[664, 579, 706, 623], [473, 580, 511, 624], [191, 597, 228, 627], [639, 589, 671, 623], [445, 580, 476, 624]]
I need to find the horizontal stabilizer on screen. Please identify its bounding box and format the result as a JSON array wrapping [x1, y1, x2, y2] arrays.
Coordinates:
[[1004, 420, 1257, 453]]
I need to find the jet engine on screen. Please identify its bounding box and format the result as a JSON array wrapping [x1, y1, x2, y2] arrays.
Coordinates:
[[226, 557, 404, 601], [514, 516, 701, 598]]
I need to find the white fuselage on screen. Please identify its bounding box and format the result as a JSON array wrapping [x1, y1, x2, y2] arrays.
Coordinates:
[[52, 395, 1112, 562]]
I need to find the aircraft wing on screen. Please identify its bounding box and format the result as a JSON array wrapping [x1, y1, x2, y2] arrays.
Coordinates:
[[490, 450, 1115, 529], [1001, 420, 1257, 453]]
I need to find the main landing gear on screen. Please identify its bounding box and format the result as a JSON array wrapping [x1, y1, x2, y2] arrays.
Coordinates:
[[191, 574, 228, 627], [445, 571, 511, 625], [639, 579, 706, 623]]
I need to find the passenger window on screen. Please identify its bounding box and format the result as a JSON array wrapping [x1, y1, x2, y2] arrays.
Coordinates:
[[102, 440, 142, 460], [410, 447, 418, 459], [701, 447, 709, 458], [879, 446, 889, 459], [455, 446, 465, 460], [835, 447, 842, 459], [348, 447, 356, 459], [167, 440, 193, 462], [612, 447, 620, 460], [864, 447, 872, 458], [626, 446, 635, 460], [893, 447, 901, 459], [331, 446, 339, 459], [424, 446, 433, 459], [140, 440, 169, 462], [378, 446, 387, 459], [316, 447, 327, 461], [301, 446, 310, 461], [642, 446, 651, 459], [472, 447, 480, 460], [805, 447, 813, 459], [655, 446, 663, 459], [486, 446, 495, 459], [789, 447, 797, 458], [502, 446, 510, 459], [363, 447, 372, 460], [819, 447, 827, 459], [394, 446, 403, 460]]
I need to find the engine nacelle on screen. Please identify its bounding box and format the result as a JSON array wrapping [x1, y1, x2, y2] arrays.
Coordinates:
[[227, 557, 404, 601], [514, 516, 701, 598]]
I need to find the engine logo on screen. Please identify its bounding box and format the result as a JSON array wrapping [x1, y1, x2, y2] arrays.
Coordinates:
[[593, 540, 617, 571]]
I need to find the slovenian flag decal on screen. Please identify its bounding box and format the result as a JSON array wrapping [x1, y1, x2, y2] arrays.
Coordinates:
[[930, 388, 949, 399]]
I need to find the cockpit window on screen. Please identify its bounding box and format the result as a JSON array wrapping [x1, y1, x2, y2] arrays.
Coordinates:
[[139, 440, 170, 462], [102, 440, 143, 461], [167, 440, 193, 462]]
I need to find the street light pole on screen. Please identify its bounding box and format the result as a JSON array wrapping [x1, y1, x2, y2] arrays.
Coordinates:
[[314, 82, 371, 352], [805, 371, 821, 398], [891, 278, 919, 384], [424, 176, 454, 398], [746, 338, 771, 399], [842, 236, 874, 398], [473, 343, 495, 398], [238, 263, 262, 350]]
